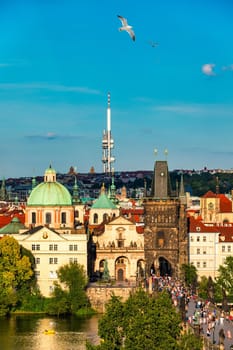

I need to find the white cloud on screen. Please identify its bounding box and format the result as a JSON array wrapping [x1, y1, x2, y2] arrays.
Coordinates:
[[0, 82, 101, 94], [201, 63, 216, 76], [153, 104, 202, 114], [152, 103, 233, 118]]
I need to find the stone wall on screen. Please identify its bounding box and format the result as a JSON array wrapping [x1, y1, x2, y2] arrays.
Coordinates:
[[87, 285, 135, 313]]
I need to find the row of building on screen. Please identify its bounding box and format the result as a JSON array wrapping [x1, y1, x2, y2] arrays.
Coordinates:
[[1, 160, 233, 296]]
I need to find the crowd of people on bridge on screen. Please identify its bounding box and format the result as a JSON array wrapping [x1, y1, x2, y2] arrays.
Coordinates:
[[147, 274, 233, 349]]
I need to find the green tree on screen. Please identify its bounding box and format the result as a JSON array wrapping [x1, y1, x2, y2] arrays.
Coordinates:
[[47, 262, 89, 315], [98, 295, 124, 349], [197, 276, 209, 300], [0, 236, 34, 315], [87, 289, 183, 350], [216, 256, 233, 295], [180, 263, 197, 289], [178, 329, 202, 350]]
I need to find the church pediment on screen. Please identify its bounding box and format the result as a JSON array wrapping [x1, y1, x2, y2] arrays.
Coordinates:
[[107, 216, 134, 226], [20, 226, 65, 242]]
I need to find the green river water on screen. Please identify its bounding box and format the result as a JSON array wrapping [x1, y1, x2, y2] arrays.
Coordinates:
[[0, 314, 100, 350]]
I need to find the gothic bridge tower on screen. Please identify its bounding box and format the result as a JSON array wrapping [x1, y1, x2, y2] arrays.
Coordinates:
[[143, 159, 188, 278]]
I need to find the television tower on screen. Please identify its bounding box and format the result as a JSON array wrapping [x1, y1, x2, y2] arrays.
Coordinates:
[[102, 92, 115, 174]]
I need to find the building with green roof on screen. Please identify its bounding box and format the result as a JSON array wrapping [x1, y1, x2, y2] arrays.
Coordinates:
[[89, 183, 119, 226], [0, 216, 25, 234], [25, 165, 75, 232]]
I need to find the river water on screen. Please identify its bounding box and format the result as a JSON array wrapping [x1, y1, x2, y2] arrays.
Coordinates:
[[0, 314, 100, 350]]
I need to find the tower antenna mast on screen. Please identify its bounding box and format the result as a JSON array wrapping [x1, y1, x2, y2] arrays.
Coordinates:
[[102, 92, 115, 174]]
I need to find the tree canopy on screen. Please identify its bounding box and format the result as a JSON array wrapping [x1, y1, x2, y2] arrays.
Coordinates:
[[180, 263, 198, 289], [0, 235, 35, 316], [87, 289, 202, 350], [46, 262, 89, 316], [216, 256, 233, 295]]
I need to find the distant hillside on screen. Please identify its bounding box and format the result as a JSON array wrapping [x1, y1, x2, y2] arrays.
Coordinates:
[[2, 170, 233, 200]]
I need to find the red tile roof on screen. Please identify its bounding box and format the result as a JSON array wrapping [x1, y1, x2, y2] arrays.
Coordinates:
[[217, 194, 232, 212], [202, 191, 216, 198], [189, 216, 218, 233], [0, 213, 25, 228], [219, 225, 233, 242]]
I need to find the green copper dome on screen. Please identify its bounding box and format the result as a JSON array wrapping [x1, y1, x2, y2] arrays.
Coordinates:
[[92, 193, 117, 209], [27, 166, 72, 206]]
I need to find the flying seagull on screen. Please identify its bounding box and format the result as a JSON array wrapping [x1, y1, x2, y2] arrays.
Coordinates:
[[149, 40, 159, 48], [117, 15, 135, 41]]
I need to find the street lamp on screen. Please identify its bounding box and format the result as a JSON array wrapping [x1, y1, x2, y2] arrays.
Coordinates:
[[193, 311, 200, 337], [212, 321, 216, 345]]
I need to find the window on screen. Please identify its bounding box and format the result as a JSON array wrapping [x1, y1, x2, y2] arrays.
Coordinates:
[[118, 240, 124, 248], [203, 236, 207, 242], [203, 262, 207, 268], [190, 236, 194, 242], [36, 258, 40, 264], [228, 246, 231, 253], [197, 262, 200, 268], [117, 258, 124, 264], [222, 246, 225, 252], [69, 244, 78, 251], [45, 212, 52, 224], [32, 244, 40, 251], [49, 244, 58, 251], [49, 258, 58, 264], [197, 249, 200, 254], [35, 271, 40, 277], [94, 213, 98, 224], [203, 250, 206, 254], [61, 212, 66, 224], [69, 258, 78, 264], [103, 213, 108, 222], [31, 212, 36, 224], [197, 236, 200, 242]]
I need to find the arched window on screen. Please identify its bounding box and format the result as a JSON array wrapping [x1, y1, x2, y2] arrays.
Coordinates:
[[61, 212, 66, 224], [74, 210, 79, 218], [103, 213, 108, 222], [45, 212, 52, 225], [31, 212, 36, 224], [94, 213, 98, 224]]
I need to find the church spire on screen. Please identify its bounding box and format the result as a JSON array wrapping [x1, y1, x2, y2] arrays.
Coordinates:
[[72, 175, 81, 205], [179, 173, 185, 197], [32, 176, 37, 190], [179, 173, 186, 204], [109, 169, 118, 204], [0, 177, 7, 201], [216, 176, 219, 194]]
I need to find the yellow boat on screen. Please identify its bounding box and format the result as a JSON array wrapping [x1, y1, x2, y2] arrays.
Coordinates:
[[44, 329, 55, 335]]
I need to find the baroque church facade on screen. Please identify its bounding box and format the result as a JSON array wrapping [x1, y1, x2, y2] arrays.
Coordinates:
[[143, 160, 188, 277]]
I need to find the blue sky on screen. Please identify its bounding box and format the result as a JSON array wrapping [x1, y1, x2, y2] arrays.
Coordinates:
[[0, 0, 233, 177]]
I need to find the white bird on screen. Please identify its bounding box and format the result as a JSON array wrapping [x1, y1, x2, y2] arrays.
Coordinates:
[[117, 15, 135, 41]]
